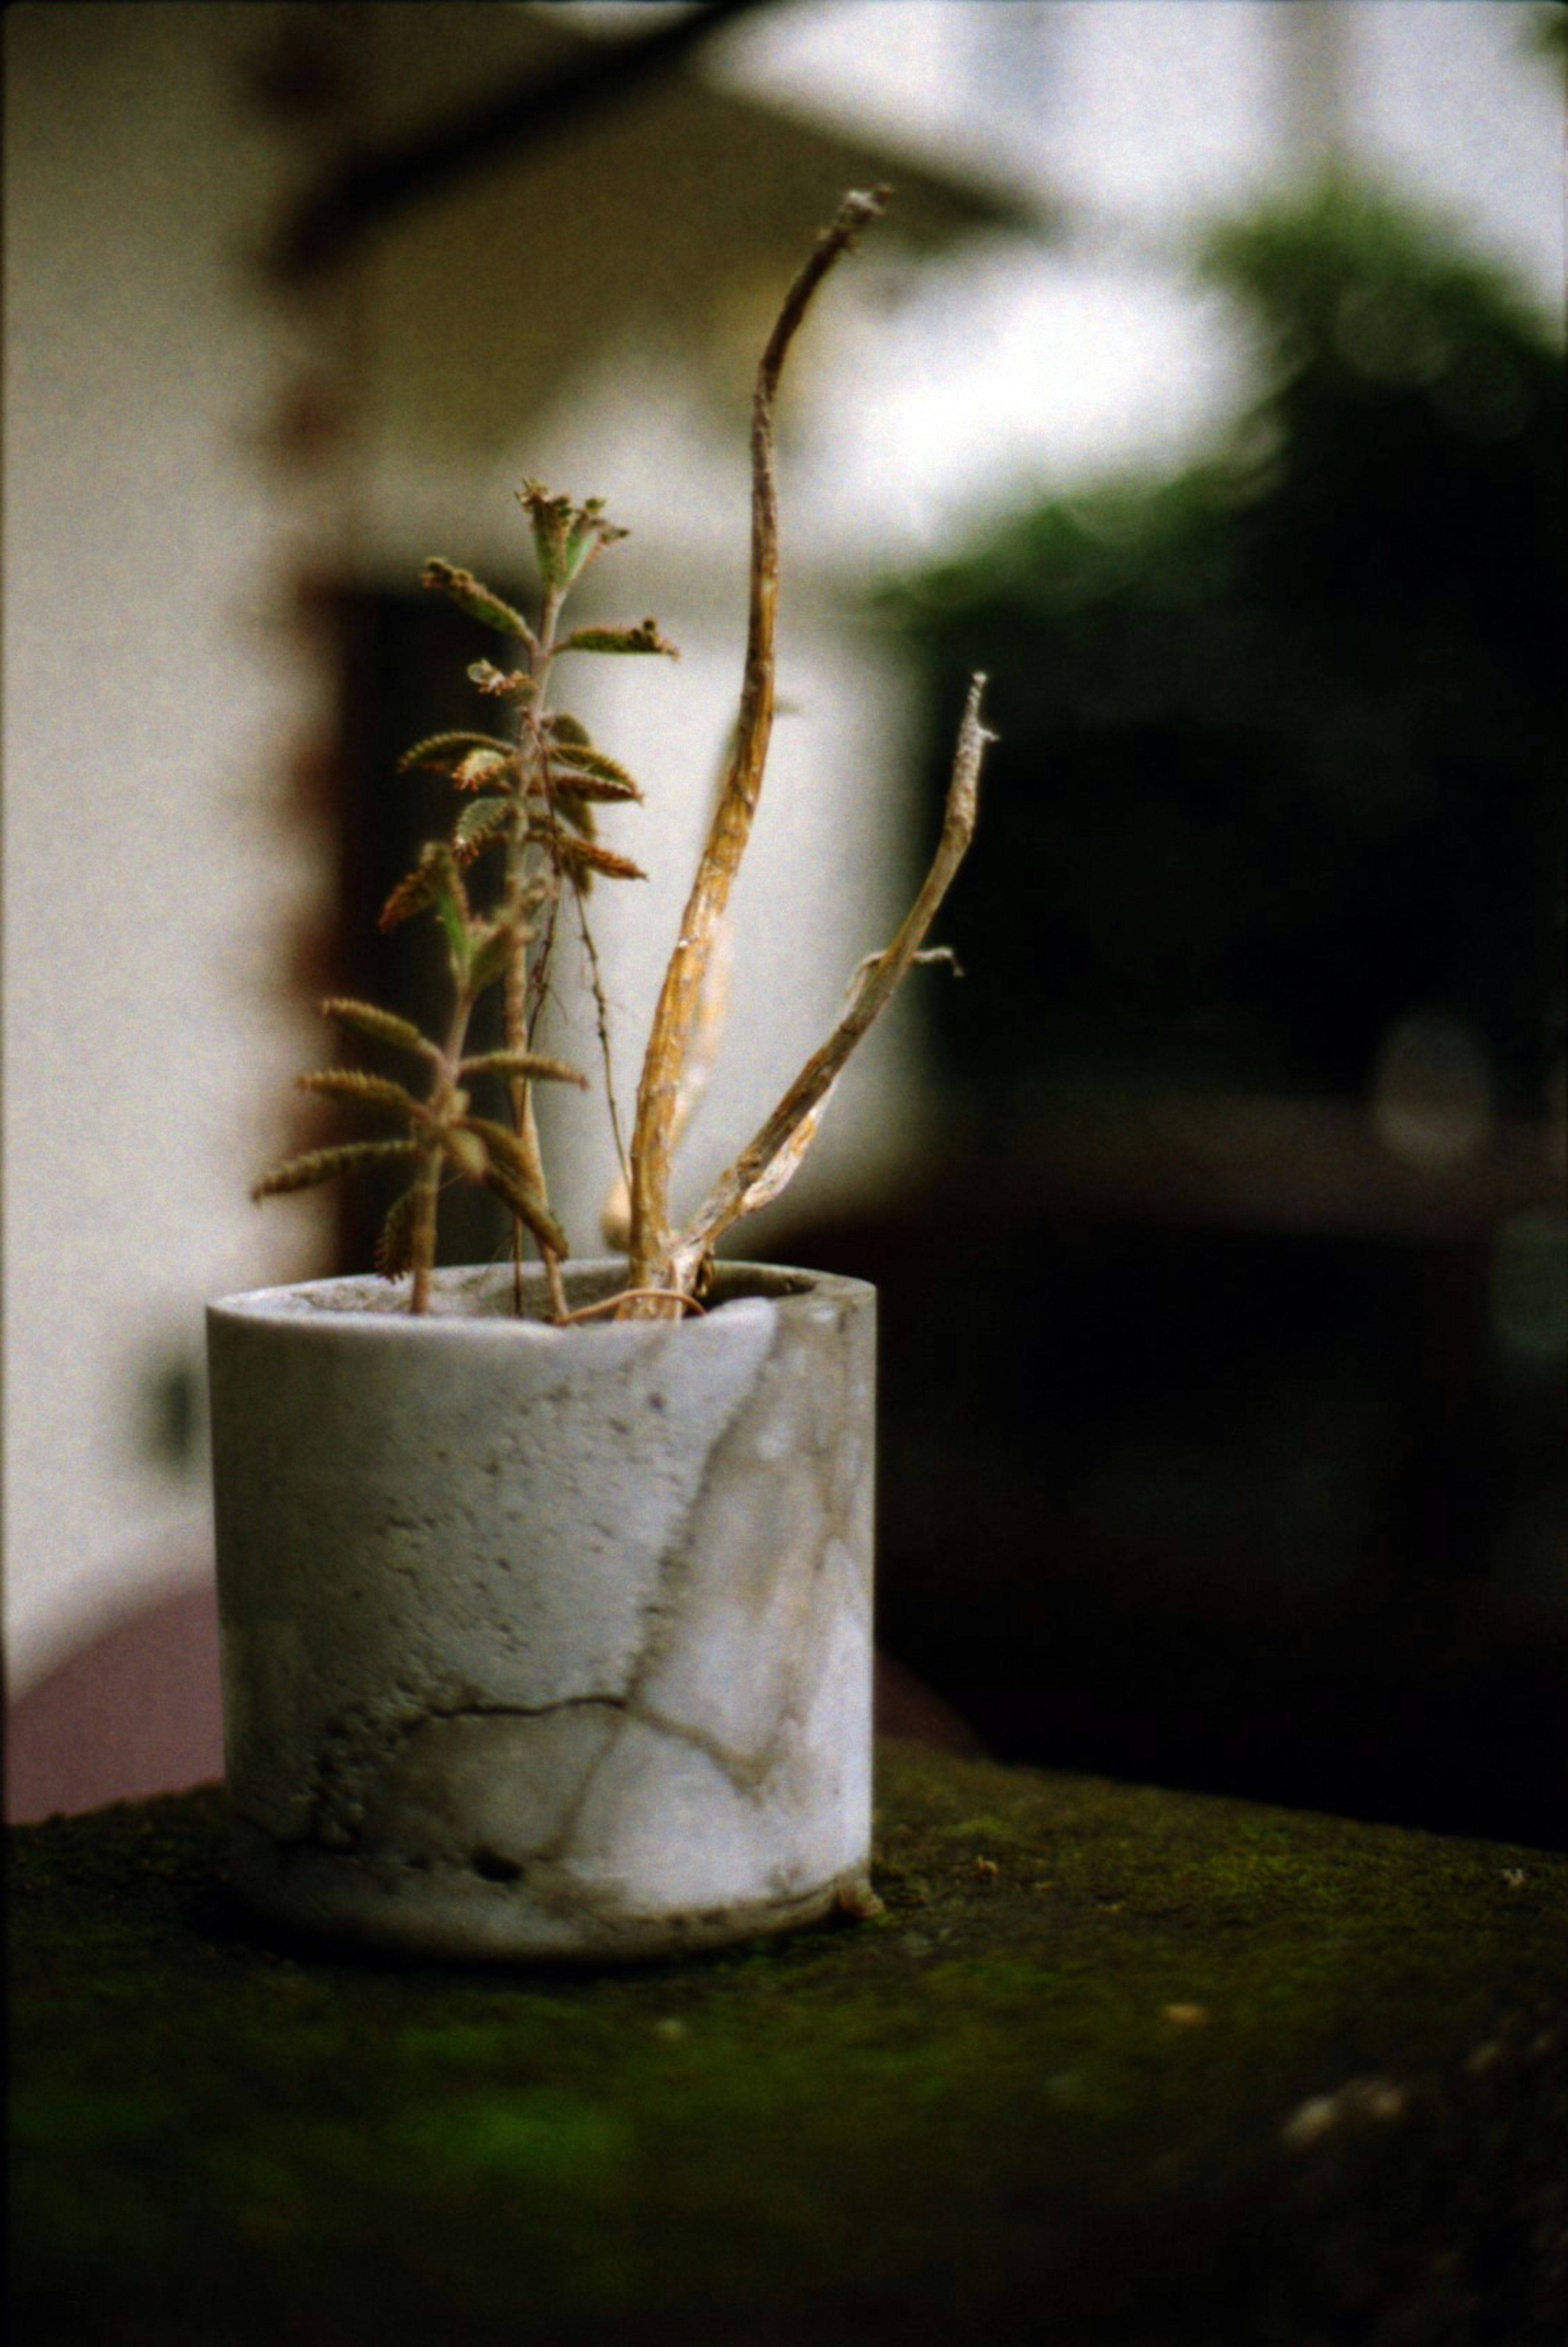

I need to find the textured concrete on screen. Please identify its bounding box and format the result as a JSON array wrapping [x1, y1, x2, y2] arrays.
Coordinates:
[[207, 1262, 875, 1959]]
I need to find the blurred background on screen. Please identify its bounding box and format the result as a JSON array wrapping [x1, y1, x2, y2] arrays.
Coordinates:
[[6, 1, 1564, 1840]]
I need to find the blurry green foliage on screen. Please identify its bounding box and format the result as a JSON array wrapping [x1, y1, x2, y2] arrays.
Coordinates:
[[888, 180, 1563, 1119]]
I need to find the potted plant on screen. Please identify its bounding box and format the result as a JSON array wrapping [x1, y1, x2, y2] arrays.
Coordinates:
[[208, 189, 992, 1961]]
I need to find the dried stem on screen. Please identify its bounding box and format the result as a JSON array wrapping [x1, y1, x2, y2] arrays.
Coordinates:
[[664, 675, 992, 1296], [622, 186, 891, 1307], [573, 882, 631, 1199]]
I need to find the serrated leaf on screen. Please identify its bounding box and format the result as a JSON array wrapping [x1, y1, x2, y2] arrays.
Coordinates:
[[374, 1188, 421, 1278], [297, 1069, 426, 1118], [379, 841, 469, 936], [459, 1115, 537, 1183], [396, 730, 516, 776], [452, 796, 514, 863], [479, 1160, 570, 1261], [547, 741, 643, 801], [552, 832, 646, 884], [516, 481, 627, 594], [558, 618, 678, 659], [453, 746, 518, 792], [546, 712, 592, 748], [421, 559, 535, 645], [459, 1049, 589, 1089], [445, 1127, 489, 1182], [555, 794, 598, 841], [252, 1140, 418, 1200], [468, 660, 536, 703], [320, 999, 438, 1060], [461, 1114, 571, 1251], [467, 920, 517, 997]]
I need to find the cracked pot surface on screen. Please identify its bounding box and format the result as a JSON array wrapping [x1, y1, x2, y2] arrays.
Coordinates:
[[207, 1262, 876, 1958]]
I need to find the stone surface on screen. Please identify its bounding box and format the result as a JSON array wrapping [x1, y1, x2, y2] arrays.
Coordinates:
[[9, 1744, 1568, 2345], [207, 1262, 876, 1958]]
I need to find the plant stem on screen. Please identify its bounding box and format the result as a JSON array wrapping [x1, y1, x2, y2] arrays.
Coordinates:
[[410, 991, 477, 1314], [622, 187, 890, 1312], [666, 674, 991, 1296], [505, 584, 567, 1317]]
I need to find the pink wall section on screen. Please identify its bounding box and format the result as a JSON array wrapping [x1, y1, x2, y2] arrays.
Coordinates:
[[6, 1583, 225, 1824]]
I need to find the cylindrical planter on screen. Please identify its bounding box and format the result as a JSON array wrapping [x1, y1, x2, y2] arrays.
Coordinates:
[[207, 1260, 875, 1961]]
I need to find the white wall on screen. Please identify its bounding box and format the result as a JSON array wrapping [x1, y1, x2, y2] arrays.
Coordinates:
[[4, 4, 325, 1691]]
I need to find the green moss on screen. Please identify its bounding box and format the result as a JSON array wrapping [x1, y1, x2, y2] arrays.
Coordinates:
[[9, 1747, 1568, 2345]]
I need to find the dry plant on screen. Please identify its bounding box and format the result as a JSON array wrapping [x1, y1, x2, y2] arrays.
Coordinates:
[[257, 188, 993, 1319]]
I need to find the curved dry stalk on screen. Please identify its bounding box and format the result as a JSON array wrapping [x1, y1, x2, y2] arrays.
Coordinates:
[[621, 185, 891, 1309], [664, 674, 993, 1297]]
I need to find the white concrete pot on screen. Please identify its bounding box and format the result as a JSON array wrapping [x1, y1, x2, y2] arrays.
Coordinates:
[[207, 1261, 875, 1961]]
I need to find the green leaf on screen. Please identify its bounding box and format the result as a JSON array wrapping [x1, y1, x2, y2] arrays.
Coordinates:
[[468, 660, 536, 703], [374, 1189, 421, 1279], [297, 1069, 426, 1118], [516, 481, 628, 593], [252, 1140, 418, 1200], [379, 841, 469, 937], [453, 746, 519, 792], [461, 1115, 572, 1256], [554, 794, 597, 841], [452, 796, 514, 863], [550, 831, 646, 884], [558, 618, 678, 659], [320, 999, 438, 1060], [396, 730, 516, 776], [546, 741, 643, 801], [483, 1165, 569, 1260], [445, 1127, 489, 1183], [467, 919, 517, 997], [421, 560, 536, 645], [459, 1049, 589, 1089], [546, 712, 592, 748]]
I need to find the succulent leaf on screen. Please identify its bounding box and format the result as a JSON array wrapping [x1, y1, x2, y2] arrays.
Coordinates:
[[397, 730, 515, 776], [445, 1126, 489, 1183], [451, 796, 514, 863], [546, 742, 643, 801], [379, 841, 469, 936], [467, 660, 536, 703], [458, 1048, 589, 1088], [516, 480, 628, 593], [374, 1188, 420, 1278], [554, 794, 598, 840], [297, 1069, 426, 1117], [558, 618, 678, 659], [546, 712, 592, 748], [452, 746, 518, 792], [552, 832, 646, 884], [320, 999, 437, 1060], [252, 1140, 417, 1200], [467, 919, 517, 996], [421, 559, 535, 645]]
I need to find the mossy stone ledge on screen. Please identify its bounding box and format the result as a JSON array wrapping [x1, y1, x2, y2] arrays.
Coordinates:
[[9, 1742, 1567, 2344]]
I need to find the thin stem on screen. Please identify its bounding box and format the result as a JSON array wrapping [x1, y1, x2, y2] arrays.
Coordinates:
[[410, 988, 478, 1314], [553, 1285, 706, 1327], [572, 880, 631, 1201], [665, 674, 991, 1296], [504, 582, 566, 1314]]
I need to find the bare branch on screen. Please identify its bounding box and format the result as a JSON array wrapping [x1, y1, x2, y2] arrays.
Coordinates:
[[623, 186, 892, 1302], [666, 675, 993, 1292]]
